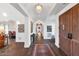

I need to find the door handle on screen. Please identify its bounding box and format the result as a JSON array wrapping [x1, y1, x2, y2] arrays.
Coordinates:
[[68, 33, 72, 39]]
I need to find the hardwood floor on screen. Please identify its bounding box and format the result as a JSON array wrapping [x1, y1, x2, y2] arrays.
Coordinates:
[[0, 39, 66, 56], [0, 40, 30, 56]]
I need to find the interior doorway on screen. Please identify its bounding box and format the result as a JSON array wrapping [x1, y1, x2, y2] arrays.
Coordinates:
[[36, 23, 43, 41]]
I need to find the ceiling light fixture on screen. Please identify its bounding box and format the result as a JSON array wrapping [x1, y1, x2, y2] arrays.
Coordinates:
[[36, 4, 43, 13], [2, 12, 8, 17]]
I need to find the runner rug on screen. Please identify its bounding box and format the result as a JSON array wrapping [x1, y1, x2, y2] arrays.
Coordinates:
[[33, 44, 55, 56]]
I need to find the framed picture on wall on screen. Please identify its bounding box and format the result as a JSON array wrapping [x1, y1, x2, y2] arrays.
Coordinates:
[[18, 24, 24, 33], [47, 26, 52, 32]]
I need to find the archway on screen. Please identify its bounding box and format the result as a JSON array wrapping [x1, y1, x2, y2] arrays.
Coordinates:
[[34, 20, 44, 41]]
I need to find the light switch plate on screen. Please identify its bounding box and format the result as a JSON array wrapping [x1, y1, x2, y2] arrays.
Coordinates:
[[62, 25, 64, 30]]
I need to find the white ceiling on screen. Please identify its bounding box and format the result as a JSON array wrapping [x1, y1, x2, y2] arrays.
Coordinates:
[[20, 3, 55, 21], [19, 3, 69, 21], [0, 3, 25, 23]]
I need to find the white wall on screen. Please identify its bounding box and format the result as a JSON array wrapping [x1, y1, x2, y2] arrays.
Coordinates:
[[44, 21, 55, 39], [16, 21, 25, 42], [15, 15, 26, 42], [16, 16, 32, 48], [8, 20, 16, 31], [44, 15, 56, 39]]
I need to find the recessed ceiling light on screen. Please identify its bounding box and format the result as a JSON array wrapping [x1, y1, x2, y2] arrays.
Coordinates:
[[2, 12, 8, 17]]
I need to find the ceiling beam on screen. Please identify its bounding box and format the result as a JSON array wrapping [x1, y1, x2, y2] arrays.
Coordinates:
[[48, 3, 56, 16], [18, 3, 31, 17], [10, 3, 28, 17]]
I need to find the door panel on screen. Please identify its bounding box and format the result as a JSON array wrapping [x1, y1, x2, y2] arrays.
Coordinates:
[[72, 40, 79, 56], [72, 4, 79, 56], [72, 4, 78, 40]]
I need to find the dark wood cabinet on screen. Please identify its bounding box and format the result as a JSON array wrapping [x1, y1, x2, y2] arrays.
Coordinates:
[[59, 4, 79, 56]]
